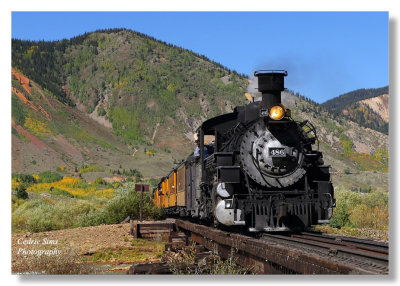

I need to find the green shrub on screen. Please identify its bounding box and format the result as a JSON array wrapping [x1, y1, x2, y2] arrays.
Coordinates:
[[148, 178, 159, 187], [38, 171, 63, 183], [12, 174, 37, 184], [113, 182, 122, 188], [79, 165, 104, 174], [12, 94, 26, 126], [77, 209, 107, 227], [92, 177, 107, 185], [87, 105, 94, 114], [25, 203, 55, 232], [339, 134, 353, 156], [15, 185, 29, 200], [329, 201, 351, 229], [49, 186, 75, 198], [97, 105, 106, 116], [364, 189, 388, 208], [12, 198, 98, 233], [330, 188, 388, 230], [78, 183, 163, 227], [12, 196, 25, 212], [56, 165, 66, 172]]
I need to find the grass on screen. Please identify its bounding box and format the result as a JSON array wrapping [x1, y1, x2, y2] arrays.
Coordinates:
[[84, 239, 164, 264], [12, 93, 27, 126], [163, 243, 252, 274], [53, 120, 116, 150], [48, 187, 75, 198], [12, 127, 30, 142], [23, 116, 52, 138], [79, 165, 104, 174], [12, 247, 96, 274]]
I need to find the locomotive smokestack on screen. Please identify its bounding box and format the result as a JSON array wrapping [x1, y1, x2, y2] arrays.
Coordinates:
[[254, 70, 287, 110]]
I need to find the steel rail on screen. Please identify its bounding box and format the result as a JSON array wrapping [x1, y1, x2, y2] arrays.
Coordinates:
[[294, 232, 388, 255], [262, 233, 388, 271], [174, 219, 389, 274], [299, 232, 388, 253]]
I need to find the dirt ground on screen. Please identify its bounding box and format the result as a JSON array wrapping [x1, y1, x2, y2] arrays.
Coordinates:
[[12, 223, 164, 274]]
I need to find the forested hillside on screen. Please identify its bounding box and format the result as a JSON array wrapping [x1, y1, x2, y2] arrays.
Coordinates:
[[321, 86, 389, 134], [322, 86, 388, 110], [12, 28, 248, 146], [12, 39, 73, 106]]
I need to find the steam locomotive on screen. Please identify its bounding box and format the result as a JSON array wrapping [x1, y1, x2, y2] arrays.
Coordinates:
[[152, 71, 335, 232]]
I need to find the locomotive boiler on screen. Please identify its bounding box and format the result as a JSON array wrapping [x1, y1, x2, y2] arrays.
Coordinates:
[[153, 70, 335, 232]]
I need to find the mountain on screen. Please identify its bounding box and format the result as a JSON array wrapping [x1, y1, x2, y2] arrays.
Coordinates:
[[322, 86, 389, 110], [283, 91, 388, 190], [358, 93, 389, 123], [11, 28, 248, 178], [12, 28, 248, 146], [321, 86, 389, 134], [11, 28, 388, 191]]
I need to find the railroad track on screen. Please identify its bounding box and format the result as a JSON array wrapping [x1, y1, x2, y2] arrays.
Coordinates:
[[176, 220, 389, 274], [261, 232, 388, 274], [130, 219, 389, 275]]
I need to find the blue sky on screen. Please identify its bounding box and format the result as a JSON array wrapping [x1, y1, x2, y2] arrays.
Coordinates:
[[11, 11, 388, 103]]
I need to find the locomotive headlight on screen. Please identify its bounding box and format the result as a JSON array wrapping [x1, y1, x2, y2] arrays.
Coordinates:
[[269, 105, 285, 120]]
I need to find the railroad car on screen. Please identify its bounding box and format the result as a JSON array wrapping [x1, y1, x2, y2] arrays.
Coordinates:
[[153, 70, 335, 232]]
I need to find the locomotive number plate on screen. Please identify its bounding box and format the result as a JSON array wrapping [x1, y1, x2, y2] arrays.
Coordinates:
[[269, 147, 286, 157]]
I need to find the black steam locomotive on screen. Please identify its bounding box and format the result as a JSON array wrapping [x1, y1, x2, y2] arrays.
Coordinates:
[[154, 71, 335, 232]]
